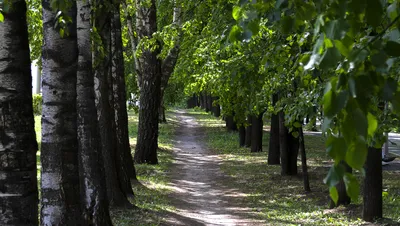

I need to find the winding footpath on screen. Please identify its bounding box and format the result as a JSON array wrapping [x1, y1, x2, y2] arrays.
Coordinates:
[[162, 111, 264, 226]]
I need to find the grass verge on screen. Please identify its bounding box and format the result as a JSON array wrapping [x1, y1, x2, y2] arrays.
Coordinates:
[[187, 108, 400, 226], [110, 111, 179, 225]]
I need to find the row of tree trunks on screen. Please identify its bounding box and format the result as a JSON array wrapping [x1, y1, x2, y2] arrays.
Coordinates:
[[76, 0, 112, 224], [0, 1, 39, 224], [187, 94, 198, 108], [94, 0, 134, 209]]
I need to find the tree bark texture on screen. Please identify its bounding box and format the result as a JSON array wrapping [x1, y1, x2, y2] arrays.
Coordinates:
[[94, 0, 133, 206], [251, 114, 263, 152], [134, 0, 161, 164], [299, 127, 310, 192], [0, 1, 38, 224], [40, 1, 81, 224], [245, 115, 252, 147], [268, 94, 280, 165], [363, 147, 383, 221], [239, 125, 246, 147], [330, 161, 351, 208], [111, 3, 137, 181], [76, 0, 113, 224], [279, 112, 299, 176]]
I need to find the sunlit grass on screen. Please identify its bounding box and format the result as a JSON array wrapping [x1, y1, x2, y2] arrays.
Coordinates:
[[188, 108, 400, 225], [111, 110, 178, 225]]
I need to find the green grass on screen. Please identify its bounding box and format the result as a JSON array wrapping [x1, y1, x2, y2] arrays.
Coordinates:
[[35, 111, 178, 226], [110, 111, 179, 225], [187, 108, 400, 226]]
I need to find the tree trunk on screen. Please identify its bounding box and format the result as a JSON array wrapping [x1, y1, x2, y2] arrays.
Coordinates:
[[299, 127, 310, 192], [207, 95, 213, 113], [245, 115, 252, 147], [212, 97, 221, 117], [94, 1, 134, 206], [76, 1, 112, 223], [225, 115, 237, 131], [0, 1, 38, 224], [268, 94, 280, 165], [111, 3, 137, 181], [134, 0, 161, 164], [40, 1, 81, 224], [363, 147, 382, 221], [199, 93, 205, 109], [239, 125, 246, 147], [205, 93, 210, 112], [330, 161, 351, 208], [251, 114, 263, 152], [279, 112, 299, 175], [158, 97, 167, 123]]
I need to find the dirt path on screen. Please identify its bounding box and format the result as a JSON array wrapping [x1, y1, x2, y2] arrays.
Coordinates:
[[162, 111, 264, 226]]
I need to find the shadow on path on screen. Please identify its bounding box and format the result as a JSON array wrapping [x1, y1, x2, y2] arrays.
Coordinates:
[[162, 110, 264, 226]]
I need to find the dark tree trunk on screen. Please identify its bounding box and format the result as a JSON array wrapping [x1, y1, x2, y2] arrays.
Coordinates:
[[199, 93, 205, 109], [212, 97, 221, 117], [251, 114, 263, 152], [330, 161, 352, 208], [205, 93, 210, 112], [76, 1, 112, 223], [225, 115, 237, 131], [239, 125, 246, 147], [363, 147, 382, 221], [299, 127, 310, 192], [245, 115, 252, 147], [187, 94, 197, 108], [40, 1, 81, 224], [158, 98, 167, 123], [207, 95, 213, 113], [279, 112, 299, 176], [134, 0, 161, 164], [111, 4, 137, 181], [0, 1, 38, 224], [268, 94, 280, 165], [94, 1, 133, 206]]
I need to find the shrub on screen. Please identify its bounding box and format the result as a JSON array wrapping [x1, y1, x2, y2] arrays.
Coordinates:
[[32, 94, 42, 115]]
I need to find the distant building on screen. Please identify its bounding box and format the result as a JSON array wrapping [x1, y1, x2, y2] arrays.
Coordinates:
[[31, 61, 41, 94]]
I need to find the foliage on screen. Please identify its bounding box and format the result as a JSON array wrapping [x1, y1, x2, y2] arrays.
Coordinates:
[[32, 94, 42, 115]]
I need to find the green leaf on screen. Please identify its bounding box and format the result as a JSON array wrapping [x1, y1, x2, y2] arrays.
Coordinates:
[[343, 173, 360, 201], [353, 109, 367, 138], [330, 186, 339, 205], [327, 137, 347, 163], [367, 113, 378, 137], [0, 12, 3, 22], [232, 6, 241, 20], [282, 16, 294, 34], [335, 40, 350, 57], [324, 166, 342, 187], [247, 20, 259, 35], [348, 77, 356, 98], [293, 121, 302, 128], [346, 137, 367, 170], [229, 25, 242, 42], [384, 41, 400, 57], [319, 47, 341, 70], [366, 0, 383, 28]]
